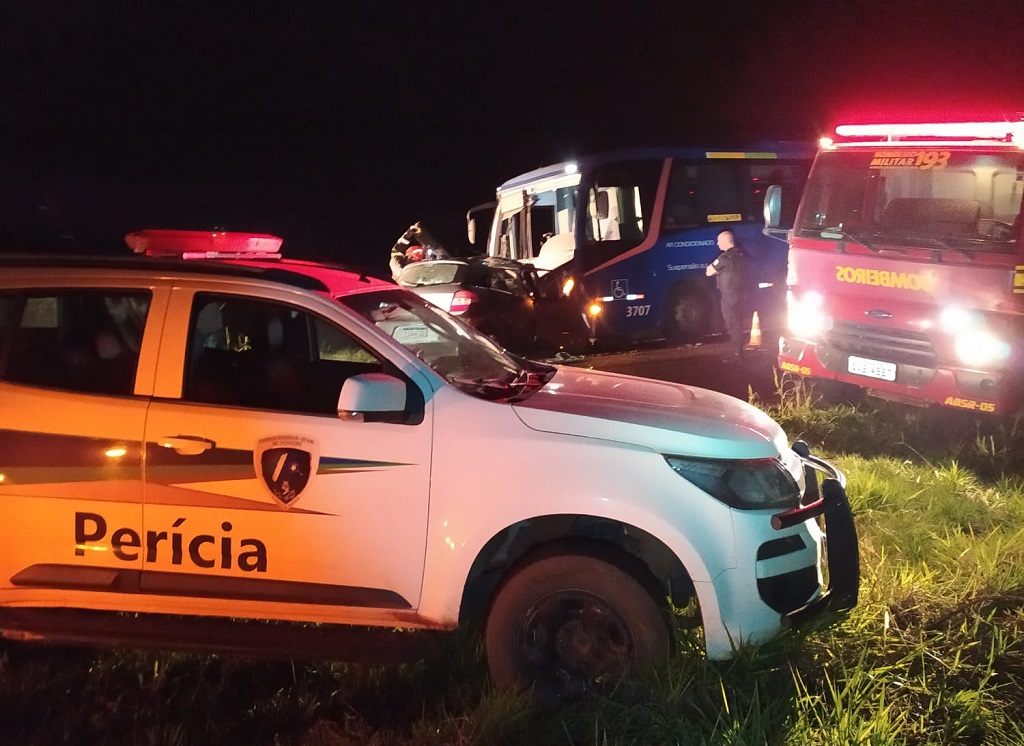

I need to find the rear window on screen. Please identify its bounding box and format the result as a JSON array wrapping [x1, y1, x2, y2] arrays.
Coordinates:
[[0, 290, 151, 396], [397, 261, 468, 287]]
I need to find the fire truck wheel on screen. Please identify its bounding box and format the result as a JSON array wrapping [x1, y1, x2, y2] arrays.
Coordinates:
[[665, 284, 710, 343], [484, 550, 669, 697]]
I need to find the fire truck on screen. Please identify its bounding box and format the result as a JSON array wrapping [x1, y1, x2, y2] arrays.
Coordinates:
[[766, 119, 1024, 414]]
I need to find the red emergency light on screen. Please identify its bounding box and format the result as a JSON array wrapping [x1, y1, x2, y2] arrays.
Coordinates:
[[834, 120, 1023, 143], [125, 229, 284, 259]]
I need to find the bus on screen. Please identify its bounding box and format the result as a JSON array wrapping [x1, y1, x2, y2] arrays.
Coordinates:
[[467, 146, 813, 348], [769, 118, 1024, 415]]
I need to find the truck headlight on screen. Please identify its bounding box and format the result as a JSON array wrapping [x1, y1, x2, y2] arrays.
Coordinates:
[[787, 290, 830, 339], [954, 330, 1010, 366], [940, 306, 972, 334], [664, 455, 801, 510]]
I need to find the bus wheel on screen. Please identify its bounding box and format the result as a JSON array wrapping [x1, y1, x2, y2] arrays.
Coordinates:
[[665, 285, 709, 343], [484, 550, 669, 699]]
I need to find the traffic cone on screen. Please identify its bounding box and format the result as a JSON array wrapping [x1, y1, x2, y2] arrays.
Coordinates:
[[748, 311, 762, 348]]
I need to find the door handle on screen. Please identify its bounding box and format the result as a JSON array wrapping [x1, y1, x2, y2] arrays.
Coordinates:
[[158, 435, 216, 456]]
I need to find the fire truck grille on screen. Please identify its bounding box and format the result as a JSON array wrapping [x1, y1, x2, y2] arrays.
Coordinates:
[[826, 321, 936, 367]]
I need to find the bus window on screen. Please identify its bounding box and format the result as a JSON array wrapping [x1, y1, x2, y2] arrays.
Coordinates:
[[663, 163, 744, 230], [697, 165, 743, 221], [582, 160, 660, 261], [496, 209, 524, 260], [496, 186, 578, 262], [524, 186, 577, 260], [662, 165, 701, 230]]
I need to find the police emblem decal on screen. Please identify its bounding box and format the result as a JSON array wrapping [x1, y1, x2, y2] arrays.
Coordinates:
[[255, 436, 319, 507]]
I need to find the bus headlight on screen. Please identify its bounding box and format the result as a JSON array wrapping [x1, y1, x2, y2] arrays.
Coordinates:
[[787, 290, 831, 339], [954, 330, 1010, 366]]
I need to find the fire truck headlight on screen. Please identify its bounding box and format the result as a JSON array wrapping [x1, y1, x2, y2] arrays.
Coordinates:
[[787, 291, 830, 339], [954, 330, 1010, 366], [940, 307, 972, 334]]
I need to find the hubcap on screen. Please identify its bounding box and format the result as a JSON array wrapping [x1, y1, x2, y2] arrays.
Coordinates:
[[518, 591, 634, 686]]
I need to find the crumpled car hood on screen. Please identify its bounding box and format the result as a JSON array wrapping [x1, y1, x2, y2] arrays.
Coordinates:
[[512, 366, 788, 459]]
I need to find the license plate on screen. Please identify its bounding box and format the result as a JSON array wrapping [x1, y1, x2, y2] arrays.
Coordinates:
[[847, 355, 896, 381]]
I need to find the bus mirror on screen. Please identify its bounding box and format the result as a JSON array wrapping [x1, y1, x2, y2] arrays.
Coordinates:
[[465, 201, 496, 246], [595, 191, 610, 220], [764, 184, 783, 229]]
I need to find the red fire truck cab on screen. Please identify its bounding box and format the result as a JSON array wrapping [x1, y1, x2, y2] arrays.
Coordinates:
[[766, 118, 1024, 415]]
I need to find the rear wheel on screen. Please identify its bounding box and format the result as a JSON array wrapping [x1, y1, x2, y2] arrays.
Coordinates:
[[484, 550, 669, 697], [665, 284, 712, 343]]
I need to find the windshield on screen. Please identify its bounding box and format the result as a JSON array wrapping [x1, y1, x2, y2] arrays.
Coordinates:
[[337, 288, 551, 399], [794, 148, 1024, 253]]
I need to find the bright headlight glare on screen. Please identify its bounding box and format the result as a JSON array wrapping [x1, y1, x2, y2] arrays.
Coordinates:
[[954, 330, 1010, 366], [940, 307, 972, 334], [664, 455, 801, 510], [801, 290, 823, 310], [787, 290, 829, 338]]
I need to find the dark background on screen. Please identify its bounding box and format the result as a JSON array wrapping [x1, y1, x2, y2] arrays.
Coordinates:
[[2, 1, 1023, 278]]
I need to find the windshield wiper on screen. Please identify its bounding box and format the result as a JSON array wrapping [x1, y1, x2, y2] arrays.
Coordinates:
[[899, 235, 976, 261], [819, 226, 879, 252], [450, 364, 553, 402], [447, 375, 521, 401]]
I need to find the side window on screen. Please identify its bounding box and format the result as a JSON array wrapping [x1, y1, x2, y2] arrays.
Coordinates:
[[582, 159, 661, 251], [662, 164, 702, 230], [0, 290, 150, 396], [184, 294, 384, 415], [495, 208, 524, 260], [662, 162, 746, 230], [697, 164, 743, 220]]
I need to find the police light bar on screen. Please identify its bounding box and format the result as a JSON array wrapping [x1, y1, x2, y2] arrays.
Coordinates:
[[834, 121, 1023, 143], [125, 229, 284, 259]]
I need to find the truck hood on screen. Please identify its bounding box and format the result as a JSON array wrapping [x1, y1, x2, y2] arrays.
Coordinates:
[[512, 367, 787, 459]]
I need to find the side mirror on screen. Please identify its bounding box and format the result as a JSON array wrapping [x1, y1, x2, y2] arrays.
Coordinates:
[[763, 184, 783, 229], [465, 200, 496, 246], [337, 372, 407, 420]]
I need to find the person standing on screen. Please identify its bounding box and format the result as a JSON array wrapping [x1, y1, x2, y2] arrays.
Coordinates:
[[705, 229, 750, 362]]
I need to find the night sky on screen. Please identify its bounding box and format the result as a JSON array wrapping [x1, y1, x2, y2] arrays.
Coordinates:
[[2, 1, 1024, 279]]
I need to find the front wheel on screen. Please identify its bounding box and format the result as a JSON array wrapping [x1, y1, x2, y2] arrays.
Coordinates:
[[484, 551, 670, 696], [664, 284, 712, 343]]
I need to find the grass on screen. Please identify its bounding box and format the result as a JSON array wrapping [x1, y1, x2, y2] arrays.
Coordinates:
[[3, 373, 1024, 744]]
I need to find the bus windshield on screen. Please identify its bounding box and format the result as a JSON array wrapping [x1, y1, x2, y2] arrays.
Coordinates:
[[795, 149, 1024, 253]]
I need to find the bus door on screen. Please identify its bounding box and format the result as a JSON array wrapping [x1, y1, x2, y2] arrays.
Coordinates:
[[577, 159, 663, 342]]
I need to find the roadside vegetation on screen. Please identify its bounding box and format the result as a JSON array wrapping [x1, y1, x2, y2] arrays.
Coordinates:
[[2, 376, 1024, 745]]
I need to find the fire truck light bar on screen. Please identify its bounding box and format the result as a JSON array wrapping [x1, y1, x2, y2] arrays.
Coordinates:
[[835, 121, 1023, 142]]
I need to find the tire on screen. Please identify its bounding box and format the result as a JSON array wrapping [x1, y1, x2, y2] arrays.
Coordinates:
[[484, 551, 670, 696], [665, 284, 711, 343]]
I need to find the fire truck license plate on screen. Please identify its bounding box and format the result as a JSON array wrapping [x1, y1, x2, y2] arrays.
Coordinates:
[[847, 355, 897, 381]]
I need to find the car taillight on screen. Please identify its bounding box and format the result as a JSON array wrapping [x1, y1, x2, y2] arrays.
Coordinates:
[[450, 290, 475, 314]]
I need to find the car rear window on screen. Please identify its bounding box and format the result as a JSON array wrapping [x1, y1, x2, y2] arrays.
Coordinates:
[[398, 261, 467, 287]]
